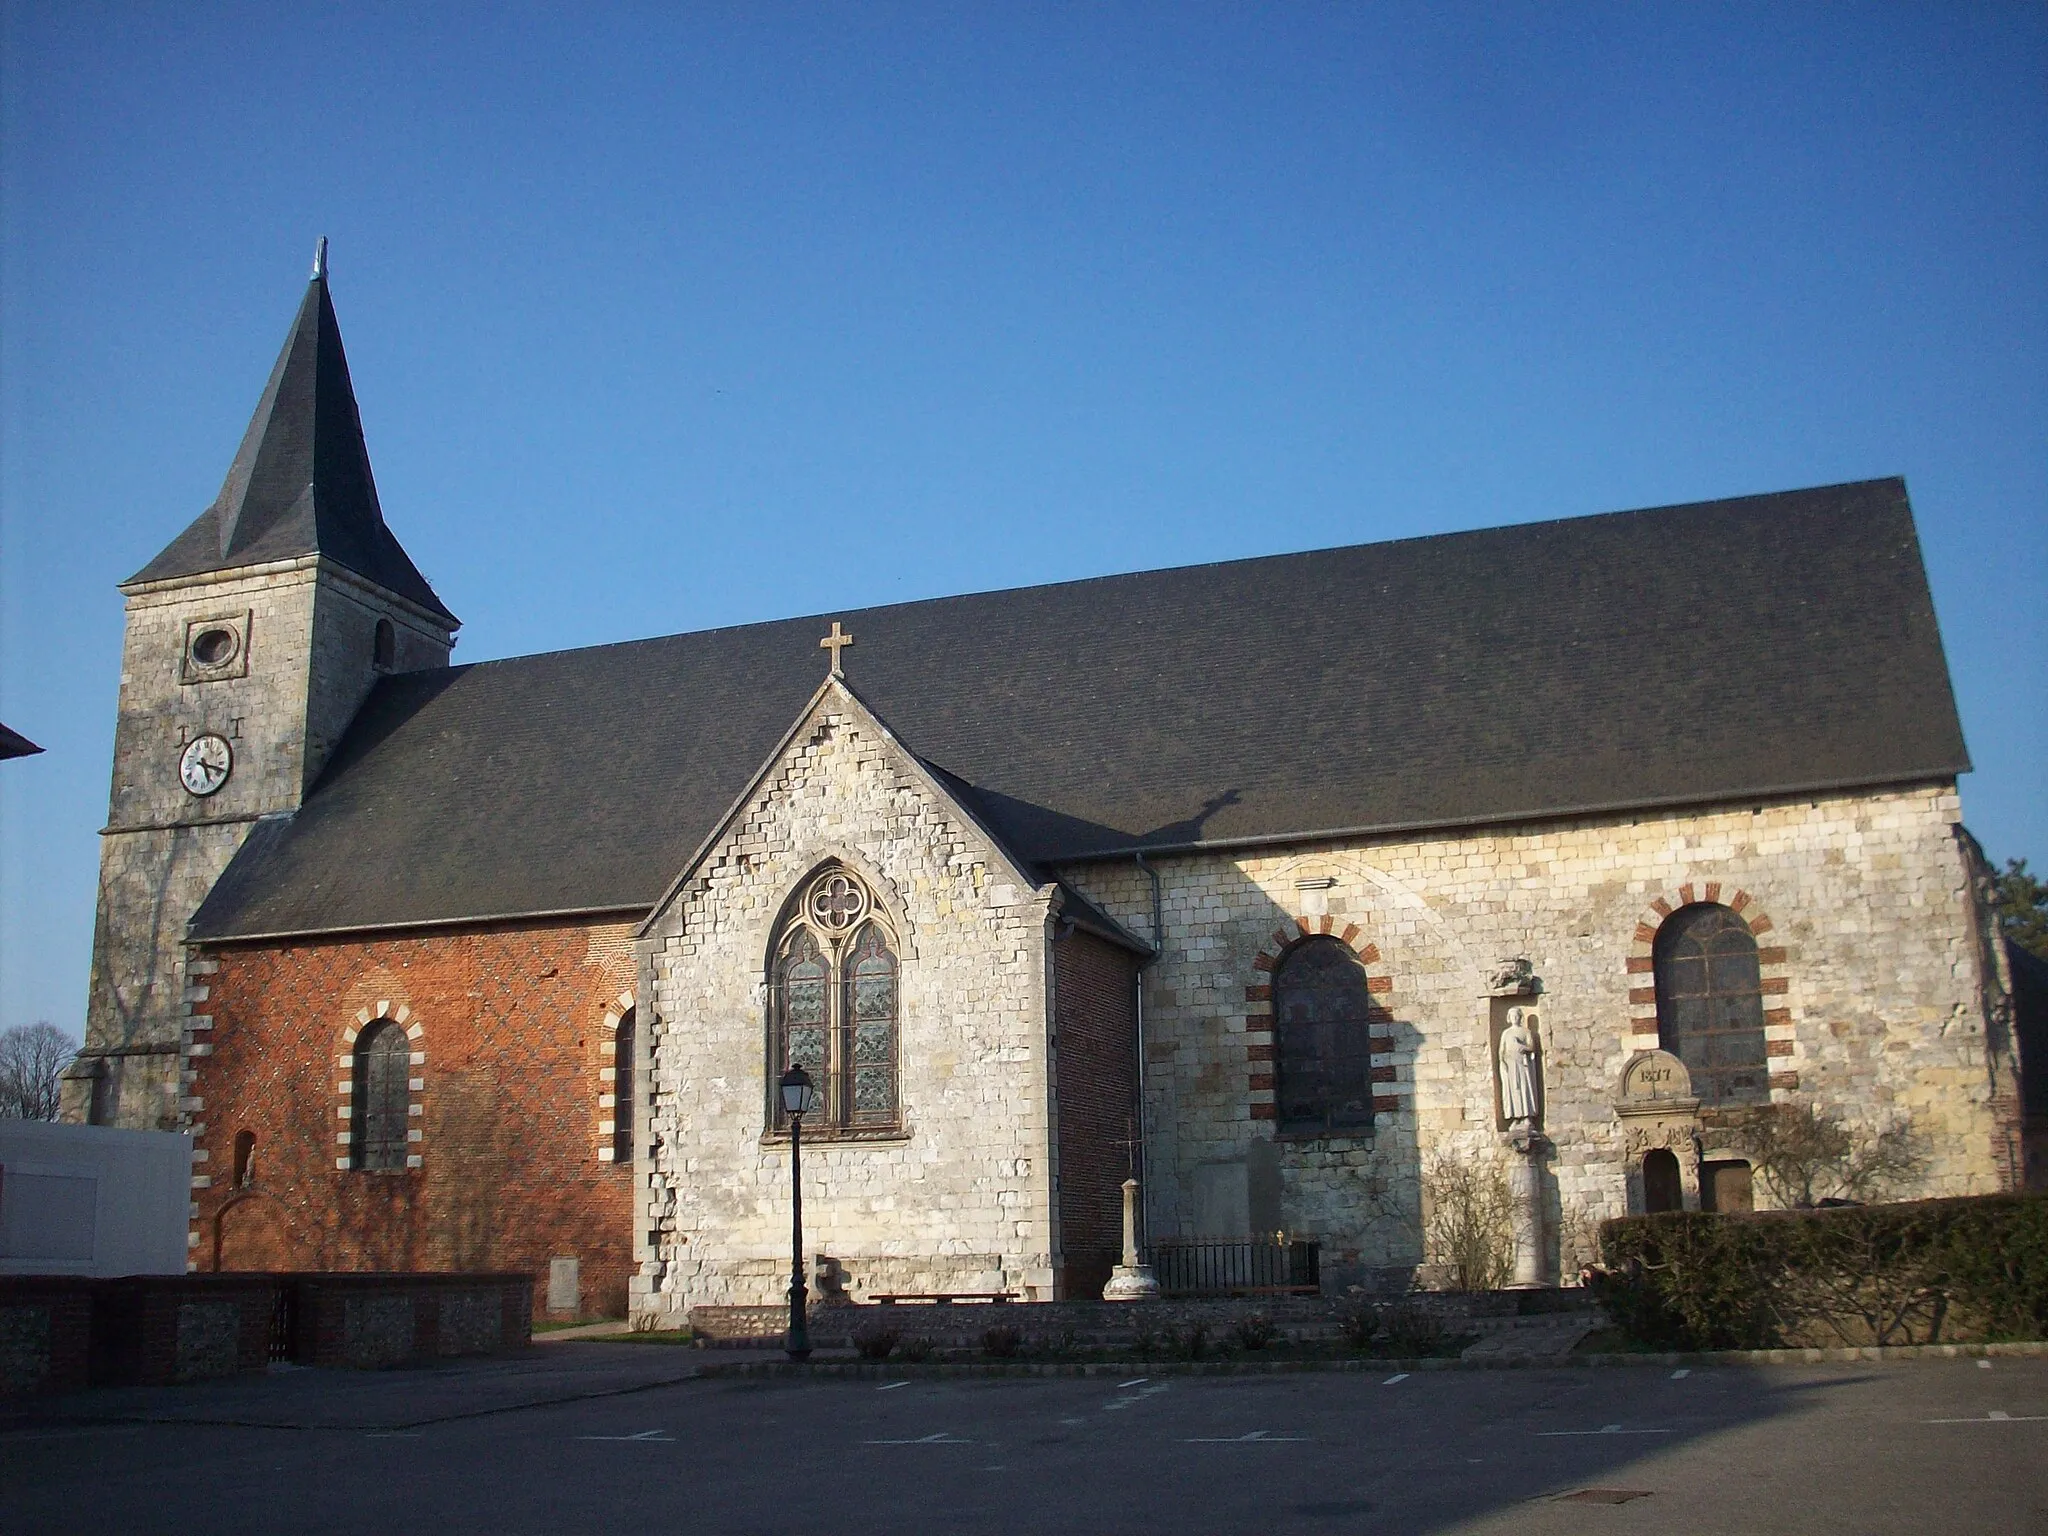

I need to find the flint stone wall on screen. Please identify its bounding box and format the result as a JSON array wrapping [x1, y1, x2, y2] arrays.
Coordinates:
[[637, 698, 1058, 1323], [1061, 784, 2007, 1283]]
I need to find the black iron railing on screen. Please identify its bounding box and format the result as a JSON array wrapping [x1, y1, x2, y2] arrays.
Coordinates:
[[268, 1284, 298, 1363], [1143, 1237, 1320, 1298]]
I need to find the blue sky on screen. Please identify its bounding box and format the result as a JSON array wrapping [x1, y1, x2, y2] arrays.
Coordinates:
[[2, 3, 2043, 1036]]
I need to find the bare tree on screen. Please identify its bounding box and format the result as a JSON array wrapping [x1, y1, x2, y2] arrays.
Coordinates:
[[0, 1023, 79, 1120], [1741, 1101, 1925, 1208], [1420, 1149, 1515, 1291]]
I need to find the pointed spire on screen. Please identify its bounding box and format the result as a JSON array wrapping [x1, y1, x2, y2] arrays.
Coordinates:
[[128, 247, 456, 625]]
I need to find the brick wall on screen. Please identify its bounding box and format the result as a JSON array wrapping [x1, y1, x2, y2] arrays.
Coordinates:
[[0, 1279, 93, 1396], [186, 919, 637, 1317], [1052, 928, 1140, 1298]]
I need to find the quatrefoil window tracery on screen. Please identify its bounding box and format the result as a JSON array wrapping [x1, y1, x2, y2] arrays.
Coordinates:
[[807, 871, 869, 933]]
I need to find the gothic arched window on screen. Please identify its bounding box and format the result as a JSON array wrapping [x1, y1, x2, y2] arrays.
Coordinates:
[[769, 867, 900, 1135], [1654, 902, 1769, 1106], [1272, 936, 1375, 1136], [352, 1020, 411, 1170]]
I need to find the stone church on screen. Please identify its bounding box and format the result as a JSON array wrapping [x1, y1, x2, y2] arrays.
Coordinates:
[[67, 256, 2025, 1322]]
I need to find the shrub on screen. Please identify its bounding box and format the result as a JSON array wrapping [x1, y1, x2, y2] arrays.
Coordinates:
[[1337, 1306, 1380, 1352], [1168, 1322, 1209, 1361], [1232, 1314, 1277, 1351], [852, 1323, 900, 1360], [897, 1336, 934, 1362], [1338, 1302, 1449, 1357], [1738, 1102, 1925, 1209], [1127, 1323, 1159, 1360], [1597, 1194, 2048, 1350], [1421, 1151, 1515, 1291], [1377, 1304, 1448, 1358], [981, 1325, 1023, 1359]]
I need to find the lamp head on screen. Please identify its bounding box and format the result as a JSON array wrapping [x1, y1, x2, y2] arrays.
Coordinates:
[[779, 1064, 817, 1117]]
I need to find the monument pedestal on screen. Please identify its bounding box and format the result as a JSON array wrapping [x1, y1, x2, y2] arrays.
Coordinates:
[[1102, 1177, 1159, 1302], [1505, 1125, 1549, 1289]]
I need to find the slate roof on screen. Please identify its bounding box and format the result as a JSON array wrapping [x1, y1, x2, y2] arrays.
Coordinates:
[[127, 266, 457, 624], [0, 722, 42, 760], [189, 477, 1969, 941]]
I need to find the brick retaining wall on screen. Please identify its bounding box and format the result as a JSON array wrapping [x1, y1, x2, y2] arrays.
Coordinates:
[[0, 1278, 94, 1396], [0, 1270, 531, 1395]]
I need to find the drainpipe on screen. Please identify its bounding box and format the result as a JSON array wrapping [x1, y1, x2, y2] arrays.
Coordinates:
[[1132, 852, 1165, 1252]]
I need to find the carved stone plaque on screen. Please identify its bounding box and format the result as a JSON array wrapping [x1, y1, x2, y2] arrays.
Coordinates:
[[1618, 1049, 1693, 1106]]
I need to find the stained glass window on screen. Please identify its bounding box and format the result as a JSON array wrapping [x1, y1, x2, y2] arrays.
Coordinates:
[[1272, 936, 1375, 1136], [846, 924, 898, 1125], [770, 869, 901, 1134], [1654, 903, 1769, 1106]]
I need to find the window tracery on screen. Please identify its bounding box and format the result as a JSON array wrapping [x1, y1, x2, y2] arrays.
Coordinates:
[[769, 866, 900, 1135]]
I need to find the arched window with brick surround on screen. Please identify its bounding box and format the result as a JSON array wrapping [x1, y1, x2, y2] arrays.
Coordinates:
[[1654, 902, 1769, 1106], [352, 1021, 411, 1170], [613, 1007, 636, 1163], [768, 865, 900, 1136], [1272, 936, 1375, 1135]]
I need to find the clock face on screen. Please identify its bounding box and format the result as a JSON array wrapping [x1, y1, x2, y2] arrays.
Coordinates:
[[178, 734, 233, 797]]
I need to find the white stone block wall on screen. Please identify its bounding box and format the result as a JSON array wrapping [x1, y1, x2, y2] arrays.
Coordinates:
[[1060, 783, 2008, 1282], [634, 693, 1060, 1323]]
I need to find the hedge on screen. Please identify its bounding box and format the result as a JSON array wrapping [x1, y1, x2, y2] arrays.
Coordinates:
[[1594, 1194, 2048, 1351]]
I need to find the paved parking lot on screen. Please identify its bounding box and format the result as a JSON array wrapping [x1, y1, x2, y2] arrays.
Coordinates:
[[4, 1349, 2044, 1533]]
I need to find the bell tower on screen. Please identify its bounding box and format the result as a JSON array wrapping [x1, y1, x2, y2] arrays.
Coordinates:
[[66, 242, 459, 1128]]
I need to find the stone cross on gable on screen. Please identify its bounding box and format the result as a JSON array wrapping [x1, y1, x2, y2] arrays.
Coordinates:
[[819, 621, 854, 678]]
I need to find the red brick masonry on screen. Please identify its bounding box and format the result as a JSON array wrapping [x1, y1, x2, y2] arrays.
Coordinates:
[[188, 918, 636, 1317]]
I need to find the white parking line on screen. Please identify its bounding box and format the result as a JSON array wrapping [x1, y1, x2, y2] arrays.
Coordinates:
[[876, 1380, 910, 1391], [1671, 1369, 1690, 1379], [1537, 1424, 1671, 1437], [578, 1429, 676, 1442], [1383, 1373, 1409, 1385], [1924, 1412, 2048, 1424], [1118, 1377, 1149, 1388], [865, 1431, 974, 1445], [1183, 1430, 1310, 1443], [1105, 1382, 1170, 1412], [1978, 1360, 1993, 1370]]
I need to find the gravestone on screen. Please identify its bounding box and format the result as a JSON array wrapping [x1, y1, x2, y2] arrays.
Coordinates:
[[547, 1256, 580, 1316]]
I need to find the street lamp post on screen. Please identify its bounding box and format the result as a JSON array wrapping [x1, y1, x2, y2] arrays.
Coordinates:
[[779, 1064, 818, 1361]]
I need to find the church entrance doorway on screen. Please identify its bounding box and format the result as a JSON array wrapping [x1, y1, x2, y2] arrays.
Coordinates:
[[1642, 1149, 1683, 1214], [1702, 1159, 1754, 1213]]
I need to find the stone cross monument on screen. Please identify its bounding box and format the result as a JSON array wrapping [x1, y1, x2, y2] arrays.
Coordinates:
[[1102, 1178, 1160, 1301]]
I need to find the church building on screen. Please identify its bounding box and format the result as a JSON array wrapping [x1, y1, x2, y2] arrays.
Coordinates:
[[67, 256, 2025, 1322]]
